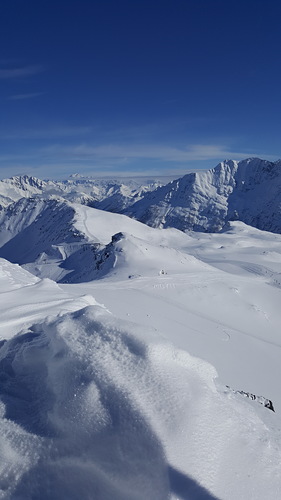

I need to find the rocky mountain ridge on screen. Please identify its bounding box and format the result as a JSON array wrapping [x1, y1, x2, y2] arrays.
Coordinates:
[[0, 174, 165, 211], [1, 157, 281, 234], [124, 158, 281, 233]]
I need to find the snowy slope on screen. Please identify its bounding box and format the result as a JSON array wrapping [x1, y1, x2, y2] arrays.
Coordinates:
[[2, 198, 279, 416], [1, 181, 281, 497], [0, 197, 193, 283], [59, 230, 208, 283], [60, 219, 281, 418], [0, 198, 90, 282], [1, 285, 281, 499], [125, 158, 281, 233], [1, 200, 281, 412]]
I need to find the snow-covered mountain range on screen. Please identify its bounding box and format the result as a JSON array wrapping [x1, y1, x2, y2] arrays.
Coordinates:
[[1, 157, 281, 235], [0, 174, 165, 211], [1, 159, 281, 499], [125, 158, 281, 232]]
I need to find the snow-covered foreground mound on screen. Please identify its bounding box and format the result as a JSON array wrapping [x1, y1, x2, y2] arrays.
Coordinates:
[[1, 305, 281, 500]]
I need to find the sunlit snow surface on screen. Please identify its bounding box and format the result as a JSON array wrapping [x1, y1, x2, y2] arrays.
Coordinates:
[[0, 215, 281, 499]]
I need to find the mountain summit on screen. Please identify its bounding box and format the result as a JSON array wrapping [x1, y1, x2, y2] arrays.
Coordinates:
[[125, 158, 281, 233]]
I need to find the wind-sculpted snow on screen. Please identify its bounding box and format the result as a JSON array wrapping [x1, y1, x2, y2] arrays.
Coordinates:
[[0, 257, 39, 292], [0, 258, 98, 340], [1, 305, 281, 499]]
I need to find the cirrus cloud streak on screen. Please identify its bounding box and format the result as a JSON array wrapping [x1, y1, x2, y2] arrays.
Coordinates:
[[0, 65, 45, 79], [42, 142, 262, 163]]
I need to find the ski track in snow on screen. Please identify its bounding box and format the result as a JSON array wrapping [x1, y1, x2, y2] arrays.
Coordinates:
[[78, 205, 92, 242]]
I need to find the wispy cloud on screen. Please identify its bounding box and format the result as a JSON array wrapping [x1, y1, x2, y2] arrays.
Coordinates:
[[8, 92, 45, 101], [0, 65, 45, 79], [42, 142, 261, 163], [0, 142, 278, 180]]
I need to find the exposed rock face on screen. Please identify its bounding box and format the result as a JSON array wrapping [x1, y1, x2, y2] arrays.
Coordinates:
[[226, 386, 275, 412], [125, 158, 281, 233]]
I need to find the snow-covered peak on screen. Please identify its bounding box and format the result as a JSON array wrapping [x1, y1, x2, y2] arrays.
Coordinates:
[[0, 173, 166, 213], [125, 157, 281, 233], [2, 174, 46, 190], [0, 174, 52, 208]]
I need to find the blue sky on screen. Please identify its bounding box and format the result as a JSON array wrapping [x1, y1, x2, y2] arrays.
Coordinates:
[[0, 0, 281, 179]]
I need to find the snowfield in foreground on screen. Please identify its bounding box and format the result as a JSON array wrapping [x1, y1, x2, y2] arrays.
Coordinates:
[[0, 211, 281, 499], [1, 305, 281, 500]]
